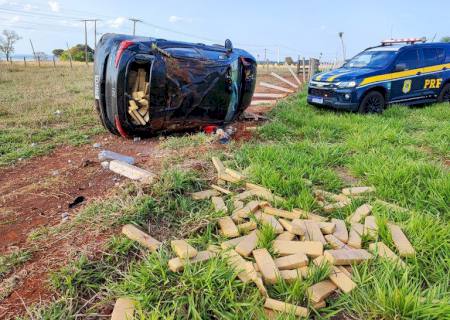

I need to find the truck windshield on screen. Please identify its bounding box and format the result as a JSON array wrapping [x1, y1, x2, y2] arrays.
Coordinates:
[[344, 51, 397, 69]]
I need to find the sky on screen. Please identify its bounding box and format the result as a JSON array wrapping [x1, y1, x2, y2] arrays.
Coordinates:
[[0, 0, 449, 61]]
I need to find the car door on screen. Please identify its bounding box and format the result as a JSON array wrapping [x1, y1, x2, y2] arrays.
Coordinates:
[[390, 49, 423, 103], [198, 48, 237, 122], [420, 47, 446, 98], [161, 46, 232, 124]]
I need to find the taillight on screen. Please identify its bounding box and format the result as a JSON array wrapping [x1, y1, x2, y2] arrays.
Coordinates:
[[115, 40, 135, 67]]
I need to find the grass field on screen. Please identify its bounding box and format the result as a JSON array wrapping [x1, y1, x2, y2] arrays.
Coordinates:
[[0, 63, 101, 166], [18, 92, 449, 318], [1, 65, 449, 319]]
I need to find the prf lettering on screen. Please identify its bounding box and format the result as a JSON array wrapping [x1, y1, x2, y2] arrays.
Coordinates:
[[424, 78, 442, 89]]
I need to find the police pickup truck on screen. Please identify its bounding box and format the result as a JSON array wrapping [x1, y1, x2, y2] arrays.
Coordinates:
[[308, 38, 450, 113]]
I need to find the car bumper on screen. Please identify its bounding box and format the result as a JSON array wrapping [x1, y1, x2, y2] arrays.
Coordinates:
[[307, 86, 359, 111], [307, 95, 358, 110]]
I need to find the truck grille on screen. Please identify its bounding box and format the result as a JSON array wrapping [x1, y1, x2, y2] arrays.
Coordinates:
[[309, 88, 335, 98]]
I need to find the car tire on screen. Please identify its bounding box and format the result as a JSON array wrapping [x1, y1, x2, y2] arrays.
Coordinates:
[[437, 83, 450, 103], [98, 109, 120, 136], [358, 91, 385, 114]]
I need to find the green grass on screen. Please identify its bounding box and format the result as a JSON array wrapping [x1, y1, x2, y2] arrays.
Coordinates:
[[0, 249, 31, 279], [256, 222, 277, 253], [20, 93, 450, 319], [161, 132, 214, 150], [234, 93, 450, 318], [0, 63, 103, 166]]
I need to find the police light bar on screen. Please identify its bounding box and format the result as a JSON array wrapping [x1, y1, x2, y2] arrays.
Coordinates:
[[381, 37, 427, 45]]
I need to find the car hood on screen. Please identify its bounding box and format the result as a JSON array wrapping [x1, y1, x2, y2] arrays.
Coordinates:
[[312, 67, 380, 83]]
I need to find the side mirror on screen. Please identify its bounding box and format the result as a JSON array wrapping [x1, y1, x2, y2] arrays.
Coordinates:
[[394, 63, 407, 72], [225, 39, 233, 53]]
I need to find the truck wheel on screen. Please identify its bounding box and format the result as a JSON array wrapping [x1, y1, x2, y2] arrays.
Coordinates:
[[358, 91, 385, 114], [437, 83, 450, 103]]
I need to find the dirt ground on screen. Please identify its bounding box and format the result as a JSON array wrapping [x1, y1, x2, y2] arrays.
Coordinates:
[[0, 72, 300, 319]]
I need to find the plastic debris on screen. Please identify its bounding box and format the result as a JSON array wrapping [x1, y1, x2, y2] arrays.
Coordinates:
[[216, 126, 236, 144], [101, 161, 110, 169], [98, 150, 135, 165]]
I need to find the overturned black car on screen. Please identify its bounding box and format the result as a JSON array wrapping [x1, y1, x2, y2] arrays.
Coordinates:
[[94, 33, 257, 138]]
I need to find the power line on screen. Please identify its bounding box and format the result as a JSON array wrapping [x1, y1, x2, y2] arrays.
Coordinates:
[[141, 21, 221, 43], [3, 0, 119, 20], [0, 19, 81, 30], [0, 6, 332, 58], [0, 8, 82, 21], [0, 7, 302, 52], [0, 23, 80, 34]]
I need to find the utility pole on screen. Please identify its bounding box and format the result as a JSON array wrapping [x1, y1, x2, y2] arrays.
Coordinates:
[[79, 19, 100, 64], [264, 48, 267, 70], [93, 19, 100, 49], [129, 18, 142, 36], [338, 32, 346, 62], [80, 19, 89, 65], [84, 20, 88, 65], [29, 39, 36, 61]]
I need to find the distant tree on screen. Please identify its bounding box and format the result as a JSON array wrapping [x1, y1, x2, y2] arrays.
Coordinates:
[[441, 36, 450, 43], [35, 51, 48, 61], [285, 57, 294, 65], [0, 30, 21, 62], [52, 49, 64, 57], [60, 44, 94, 62]]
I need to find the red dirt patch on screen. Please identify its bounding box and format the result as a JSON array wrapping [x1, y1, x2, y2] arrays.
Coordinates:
[[0, 134, 164, 253], [0, 81, 296, 318], [0, 134, 172, 318]]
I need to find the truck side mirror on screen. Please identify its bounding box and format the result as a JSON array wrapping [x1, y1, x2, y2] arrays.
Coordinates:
[[394, 63, 407, 72], [225, 39, 233, 53]]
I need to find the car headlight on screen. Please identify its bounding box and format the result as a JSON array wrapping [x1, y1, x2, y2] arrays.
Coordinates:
[[336, 81, 357, 88]]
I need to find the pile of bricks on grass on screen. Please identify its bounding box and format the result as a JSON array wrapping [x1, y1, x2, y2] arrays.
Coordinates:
[[113, 157, 416, 319]]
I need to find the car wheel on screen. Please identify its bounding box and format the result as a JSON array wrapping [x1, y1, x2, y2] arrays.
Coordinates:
[[358, 91, 385, 114], [437, 83, 450, 103]]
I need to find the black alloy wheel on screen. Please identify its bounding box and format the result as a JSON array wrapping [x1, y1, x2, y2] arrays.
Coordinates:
[[358, 91, 385, 114], [438, 83, 450, 103]]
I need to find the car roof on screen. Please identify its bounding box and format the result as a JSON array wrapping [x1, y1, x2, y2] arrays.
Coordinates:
[[367, 45, 404, 52], [366, 42, 450, 53]]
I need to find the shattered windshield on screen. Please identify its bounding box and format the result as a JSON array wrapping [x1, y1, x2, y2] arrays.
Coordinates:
[[344, 51, 397, 69]]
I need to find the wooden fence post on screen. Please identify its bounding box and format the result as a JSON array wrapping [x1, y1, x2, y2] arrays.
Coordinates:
[[53, 56, 56, 68], [37, 56, 41, 67], [308, 58, 312, 81], [302, 57, 306, 83], [24, 57, 26, 67]]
